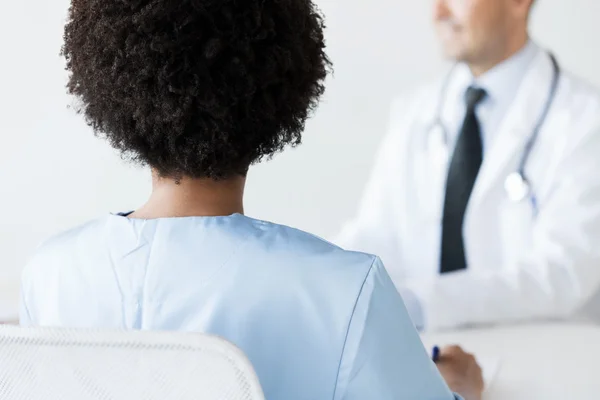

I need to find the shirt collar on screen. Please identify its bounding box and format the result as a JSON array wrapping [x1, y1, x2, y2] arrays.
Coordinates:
[[454, 40, 540, 108]]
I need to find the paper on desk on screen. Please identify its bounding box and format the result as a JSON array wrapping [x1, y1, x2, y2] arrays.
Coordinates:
[[478, 357, 501, 391]]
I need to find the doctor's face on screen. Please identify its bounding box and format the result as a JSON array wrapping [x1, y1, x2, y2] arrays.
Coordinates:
[[433, 0, 513, 64]]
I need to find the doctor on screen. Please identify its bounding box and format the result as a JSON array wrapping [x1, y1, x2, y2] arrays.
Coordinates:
[[337, 0, 600, 331]]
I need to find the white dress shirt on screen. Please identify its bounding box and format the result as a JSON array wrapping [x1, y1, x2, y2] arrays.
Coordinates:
[[444, 40, 540, 152]]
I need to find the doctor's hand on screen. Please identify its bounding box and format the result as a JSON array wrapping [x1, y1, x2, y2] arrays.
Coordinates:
[[435, 345, 484, 400]]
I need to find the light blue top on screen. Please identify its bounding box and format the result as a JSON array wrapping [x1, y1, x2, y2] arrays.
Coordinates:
[[20, 214, 459, 399], [445, 40, 540, 151]]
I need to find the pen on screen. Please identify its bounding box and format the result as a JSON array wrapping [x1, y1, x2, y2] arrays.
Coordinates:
[[432, 346, 440, 363]]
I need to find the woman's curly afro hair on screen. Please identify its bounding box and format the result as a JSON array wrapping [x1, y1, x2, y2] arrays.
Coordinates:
[[63, 0, 331, 179]]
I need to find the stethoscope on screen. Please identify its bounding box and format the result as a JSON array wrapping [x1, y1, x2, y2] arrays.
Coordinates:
[[427, 52, 561, 203]]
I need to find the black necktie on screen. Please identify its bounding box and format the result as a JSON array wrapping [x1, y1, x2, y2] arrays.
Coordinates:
[[440, 86, 487, 274]]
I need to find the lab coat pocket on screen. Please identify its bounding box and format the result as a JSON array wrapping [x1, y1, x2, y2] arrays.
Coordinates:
[[499, 198, 535, 266]]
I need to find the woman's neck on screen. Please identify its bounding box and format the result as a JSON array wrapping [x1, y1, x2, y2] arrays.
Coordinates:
[[129, 173, 246, 219]]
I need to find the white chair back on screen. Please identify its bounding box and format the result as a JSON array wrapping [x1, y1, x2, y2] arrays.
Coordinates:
[[0, 326, 265, 400]]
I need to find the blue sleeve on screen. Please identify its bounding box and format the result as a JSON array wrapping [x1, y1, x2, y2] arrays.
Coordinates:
[[333, 257, 457, 400]]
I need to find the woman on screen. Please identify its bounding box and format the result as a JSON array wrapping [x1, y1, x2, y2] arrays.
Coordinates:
[[20, 0, 481, 398]]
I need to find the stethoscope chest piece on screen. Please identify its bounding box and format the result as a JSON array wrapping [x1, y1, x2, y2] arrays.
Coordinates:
[[504, 172, 530, 203], [425, 51, 559, 206]]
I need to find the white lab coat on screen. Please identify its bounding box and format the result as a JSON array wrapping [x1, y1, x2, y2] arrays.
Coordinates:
[[337, 50, 600, 331]]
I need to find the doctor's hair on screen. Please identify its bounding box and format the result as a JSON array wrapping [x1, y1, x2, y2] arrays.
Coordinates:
[[62, 0, 331, 180]]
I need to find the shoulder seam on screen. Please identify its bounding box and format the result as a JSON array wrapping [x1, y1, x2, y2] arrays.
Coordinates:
[[331, 255, 379, 399], [244, 215, 344, 250]]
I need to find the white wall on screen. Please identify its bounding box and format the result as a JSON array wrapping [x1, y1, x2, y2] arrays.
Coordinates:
[[1, 0, 600, 297]]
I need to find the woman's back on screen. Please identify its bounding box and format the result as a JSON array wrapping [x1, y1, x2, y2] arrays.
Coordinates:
[[21, 0, 478, 396], [21, 214, 454, 399]]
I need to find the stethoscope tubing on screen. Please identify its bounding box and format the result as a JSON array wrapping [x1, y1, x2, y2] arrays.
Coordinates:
[[427, 52, 561, 203]]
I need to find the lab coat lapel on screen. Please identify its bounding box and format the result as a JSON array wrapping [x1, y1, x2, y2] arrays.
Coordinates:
[[468, 51, 555, 209]]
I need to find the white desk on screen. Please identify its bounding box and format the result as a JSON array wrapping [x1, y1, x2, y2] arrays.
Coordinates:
[[0, 282, 19, 324], [422, 324, 600, 400]]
